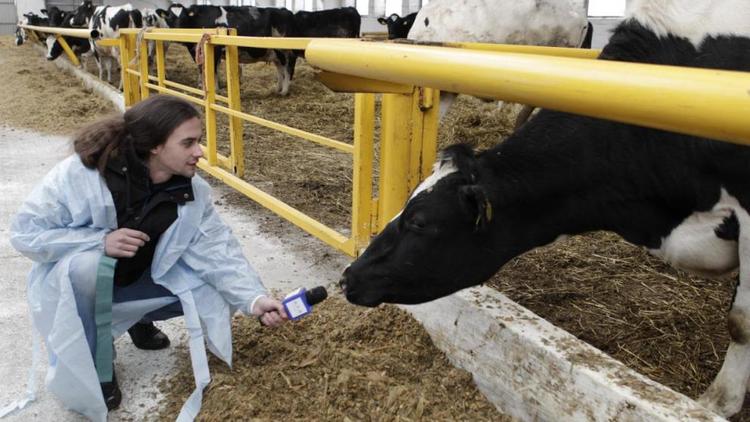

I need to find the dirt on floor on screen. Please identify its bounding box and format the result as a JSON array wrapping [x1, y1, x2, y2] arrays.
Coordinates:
[[157, 296, 509, 421], [6, 31, 750, 420], [2, 35, 508, 420]]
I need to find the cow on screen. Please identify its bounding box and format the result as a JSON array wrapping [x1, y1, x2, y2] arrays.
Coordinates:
[[88, 4, 143, 88], [156, 4, 297, 95], [405, 0, 592, 127], [69, 0, 95, 27], [340, 0, 750, 418], [15, 11, 49, 45], [377, 12, 417, 40], [293, 7, 361, 40], [43, 6, 94, 64], [141, 8, 172, 68]]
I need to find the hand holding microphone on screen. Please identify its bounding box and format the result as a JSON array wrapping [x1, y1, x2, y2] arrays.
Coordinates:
[[255, 286, 328, 326], [253, 296, 288, 327], [282, 286, 328, 321]]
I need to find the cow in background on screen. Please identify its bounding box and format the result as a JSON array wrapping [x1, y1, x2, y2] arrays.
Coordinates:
[[341, 0, 750, 418], [70, 0, 95, 27], [88, 4, 143, 88], [406, 0, 592, 127], [377, 12, 417, 40], [15, 10, 49, 45], [156, 4, 297, 95], [44, 6, 94, 64], [141, 8, 172, 68]]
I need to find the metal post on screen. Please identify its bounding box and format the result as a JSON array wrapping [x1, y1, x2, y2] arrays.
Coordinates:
[[351, 93, 375, 253], [224, 28, 245, 177], [204, 33, 218, 167]]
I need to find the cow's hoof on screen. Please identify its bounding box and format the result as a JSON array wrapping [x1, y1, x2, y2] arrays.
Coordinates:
[[698, 384, 743, 417]]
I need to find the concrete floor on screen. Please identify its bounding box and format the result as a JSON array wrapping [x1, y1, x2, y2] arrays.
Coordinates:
[[0, 124, 350, 421]]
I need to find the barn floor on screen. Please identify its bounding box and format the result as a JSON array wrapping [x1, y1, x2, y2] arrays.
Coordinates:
[[4, 30, 750, 420], [0, 35, 507, 421]]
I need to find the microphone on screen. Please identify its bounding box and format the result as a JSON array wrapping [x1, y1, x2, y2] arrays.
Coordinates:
[[282, 286, 328, 321]]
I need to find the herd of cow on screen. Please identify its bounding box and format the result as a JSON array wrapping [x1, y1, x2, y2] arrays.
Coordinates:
[[14, 0, 595, 97]]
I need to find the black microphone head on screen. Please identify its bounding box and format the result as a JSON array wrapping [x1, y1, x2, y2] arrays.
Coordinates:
[[305, 286, 328, 306]]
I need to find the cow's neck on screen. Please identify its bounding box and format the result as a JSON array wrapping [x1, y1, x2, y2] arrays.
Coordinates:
[[483, 111, 699, 253]]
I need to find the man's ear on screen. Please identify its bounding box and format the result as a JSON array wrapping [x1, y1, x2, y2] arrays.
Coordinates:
[[458, 185, 493, 231]]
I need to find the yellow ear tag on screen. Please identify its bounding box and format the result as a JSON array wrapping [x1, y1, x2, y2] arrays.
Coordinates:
[[189, 11, 194, 16], [484, 200, 493, 222]]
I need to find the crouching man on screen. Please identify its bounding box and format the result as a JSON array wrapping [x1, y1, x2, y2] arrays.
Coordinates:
[[10, 95, 288, 421]]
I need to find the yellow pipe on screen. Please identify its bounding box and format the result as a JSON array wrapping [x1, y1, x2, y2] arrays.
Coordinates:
[[210, 35, 311, 50], [306, 39, 750, 146], [54, 35, 80, 67], [21, 24, 96, 38], [441, 41, 601, 59], [210, 103, 354, 154], [197, 160, 353, 255]]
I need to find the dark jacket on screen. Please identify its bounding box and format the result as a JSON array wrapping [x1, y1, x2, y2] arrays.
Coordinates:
[[104, 145, 194, 285]]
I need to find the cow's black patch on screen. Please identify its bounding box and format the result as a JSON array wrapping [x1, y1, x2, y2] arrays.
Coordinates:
[[716, 211, 740, 241]]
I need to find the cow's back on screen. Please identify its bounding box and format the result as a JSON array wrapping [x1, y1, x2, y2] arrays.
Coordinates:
[[408, 0, 587, 47]]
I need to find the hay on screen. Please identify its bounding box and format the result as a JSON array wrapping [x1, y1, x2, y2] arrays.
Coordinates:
[[157, 296, 509, 421], [0, 36, 114, 134]]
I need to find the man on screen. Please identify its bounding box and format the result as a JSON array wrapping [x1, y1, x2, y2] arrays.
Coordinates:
[[10, 95, 287, 421]]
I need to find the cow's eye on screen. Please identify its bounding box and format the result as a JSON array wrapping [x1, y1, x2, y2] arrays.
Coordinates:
[[405, 215, 427, 232]]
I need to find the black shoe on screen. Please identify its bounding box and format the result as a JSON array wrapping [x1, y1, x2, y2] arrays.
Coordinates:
[[127, 322, 170, 350], [101, 370, 121, 411]]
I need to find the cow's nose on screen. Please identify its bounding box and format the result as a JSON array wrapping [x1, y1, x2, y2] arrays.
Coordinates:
[[338, 275, 348, 293]]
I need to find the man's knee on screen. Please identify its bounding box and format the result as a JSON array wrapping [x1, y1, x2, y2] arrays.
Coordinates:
[[68, 251, 103, 300]]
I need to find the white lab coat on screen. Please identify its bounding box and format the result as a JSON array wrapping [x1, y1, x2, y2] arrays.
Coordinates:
[[10, 154, 267, 421]]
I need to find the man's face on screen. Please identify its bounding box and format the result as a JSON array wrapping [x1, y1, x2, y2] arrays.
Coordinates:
[[149, 117, 203, 182]]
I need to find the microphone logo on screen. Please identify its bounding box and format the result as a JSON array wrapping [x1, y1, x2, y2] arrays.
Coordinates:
[[282, 286, 328, 320]]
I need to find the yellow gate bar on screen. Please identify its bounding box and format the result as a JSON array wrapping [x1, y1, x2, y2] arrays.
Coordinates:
[[197, 160, 353, 255], [306, 39, 750, 146], [210, 103, 354, 153]]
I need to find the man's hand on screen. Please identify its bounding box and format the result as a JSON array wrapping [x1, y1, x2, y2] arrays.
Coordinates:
[[105, 228, 150, 258], [252, 296, 288, 327]]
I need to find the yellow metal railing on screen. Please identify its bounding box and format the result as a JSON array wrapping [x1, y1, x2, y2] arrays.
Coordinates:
[[305, 39, 750, 146]]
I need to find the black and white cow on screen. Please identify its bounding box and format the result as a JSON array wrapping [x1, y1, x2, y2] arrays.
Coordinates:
[[377, 12, 417, 40], [70, 0, 95, 27], [157, 4, 297, 95], [341, 0, 750, 417], [44, 6, 93, 64], [15, 10, 49, 45], [406, 0, 592, 127], [293, 6, 361, 40], [88, 4, 143, 88]]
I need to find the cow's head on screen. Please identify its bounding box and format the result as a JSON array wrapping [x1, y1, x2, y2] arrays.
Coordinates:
[[377, 13, 414, 39], [46, 7, 69, 27], [340, 144, 510, 307], [70, 0, 94, 27], [15, 25, 25, 45], [45, 35, 63, 60]]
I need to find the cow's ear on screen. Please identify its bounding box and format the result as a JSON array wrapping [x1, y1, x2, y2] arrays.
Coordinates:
[[458, 185, 493, 231], [377, 17, 387, 24], [156, 9, 166, 18], [441, 143, 479, 183], [39, 9, 47, 15]]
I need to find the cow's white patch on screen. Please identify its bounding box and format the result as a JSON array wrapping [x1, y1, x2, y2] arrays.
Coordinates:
[[410, 159, 458, 201], [408, 0, 588, 47], [627, 0, 750, 46], [172, 6, 183, 18], [45, 35, 56, 58], [649, 188, 740, 277], [216, 7, 229, 26]]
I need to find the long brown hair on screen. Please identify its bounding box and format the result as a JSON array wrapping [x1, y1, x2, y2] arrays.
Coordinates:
[[74, 95, 200, 173]]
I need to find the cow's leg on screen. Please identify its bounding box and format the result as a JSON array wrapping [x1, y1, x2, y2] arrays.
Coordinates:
[[698, 207, 750, 417]]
